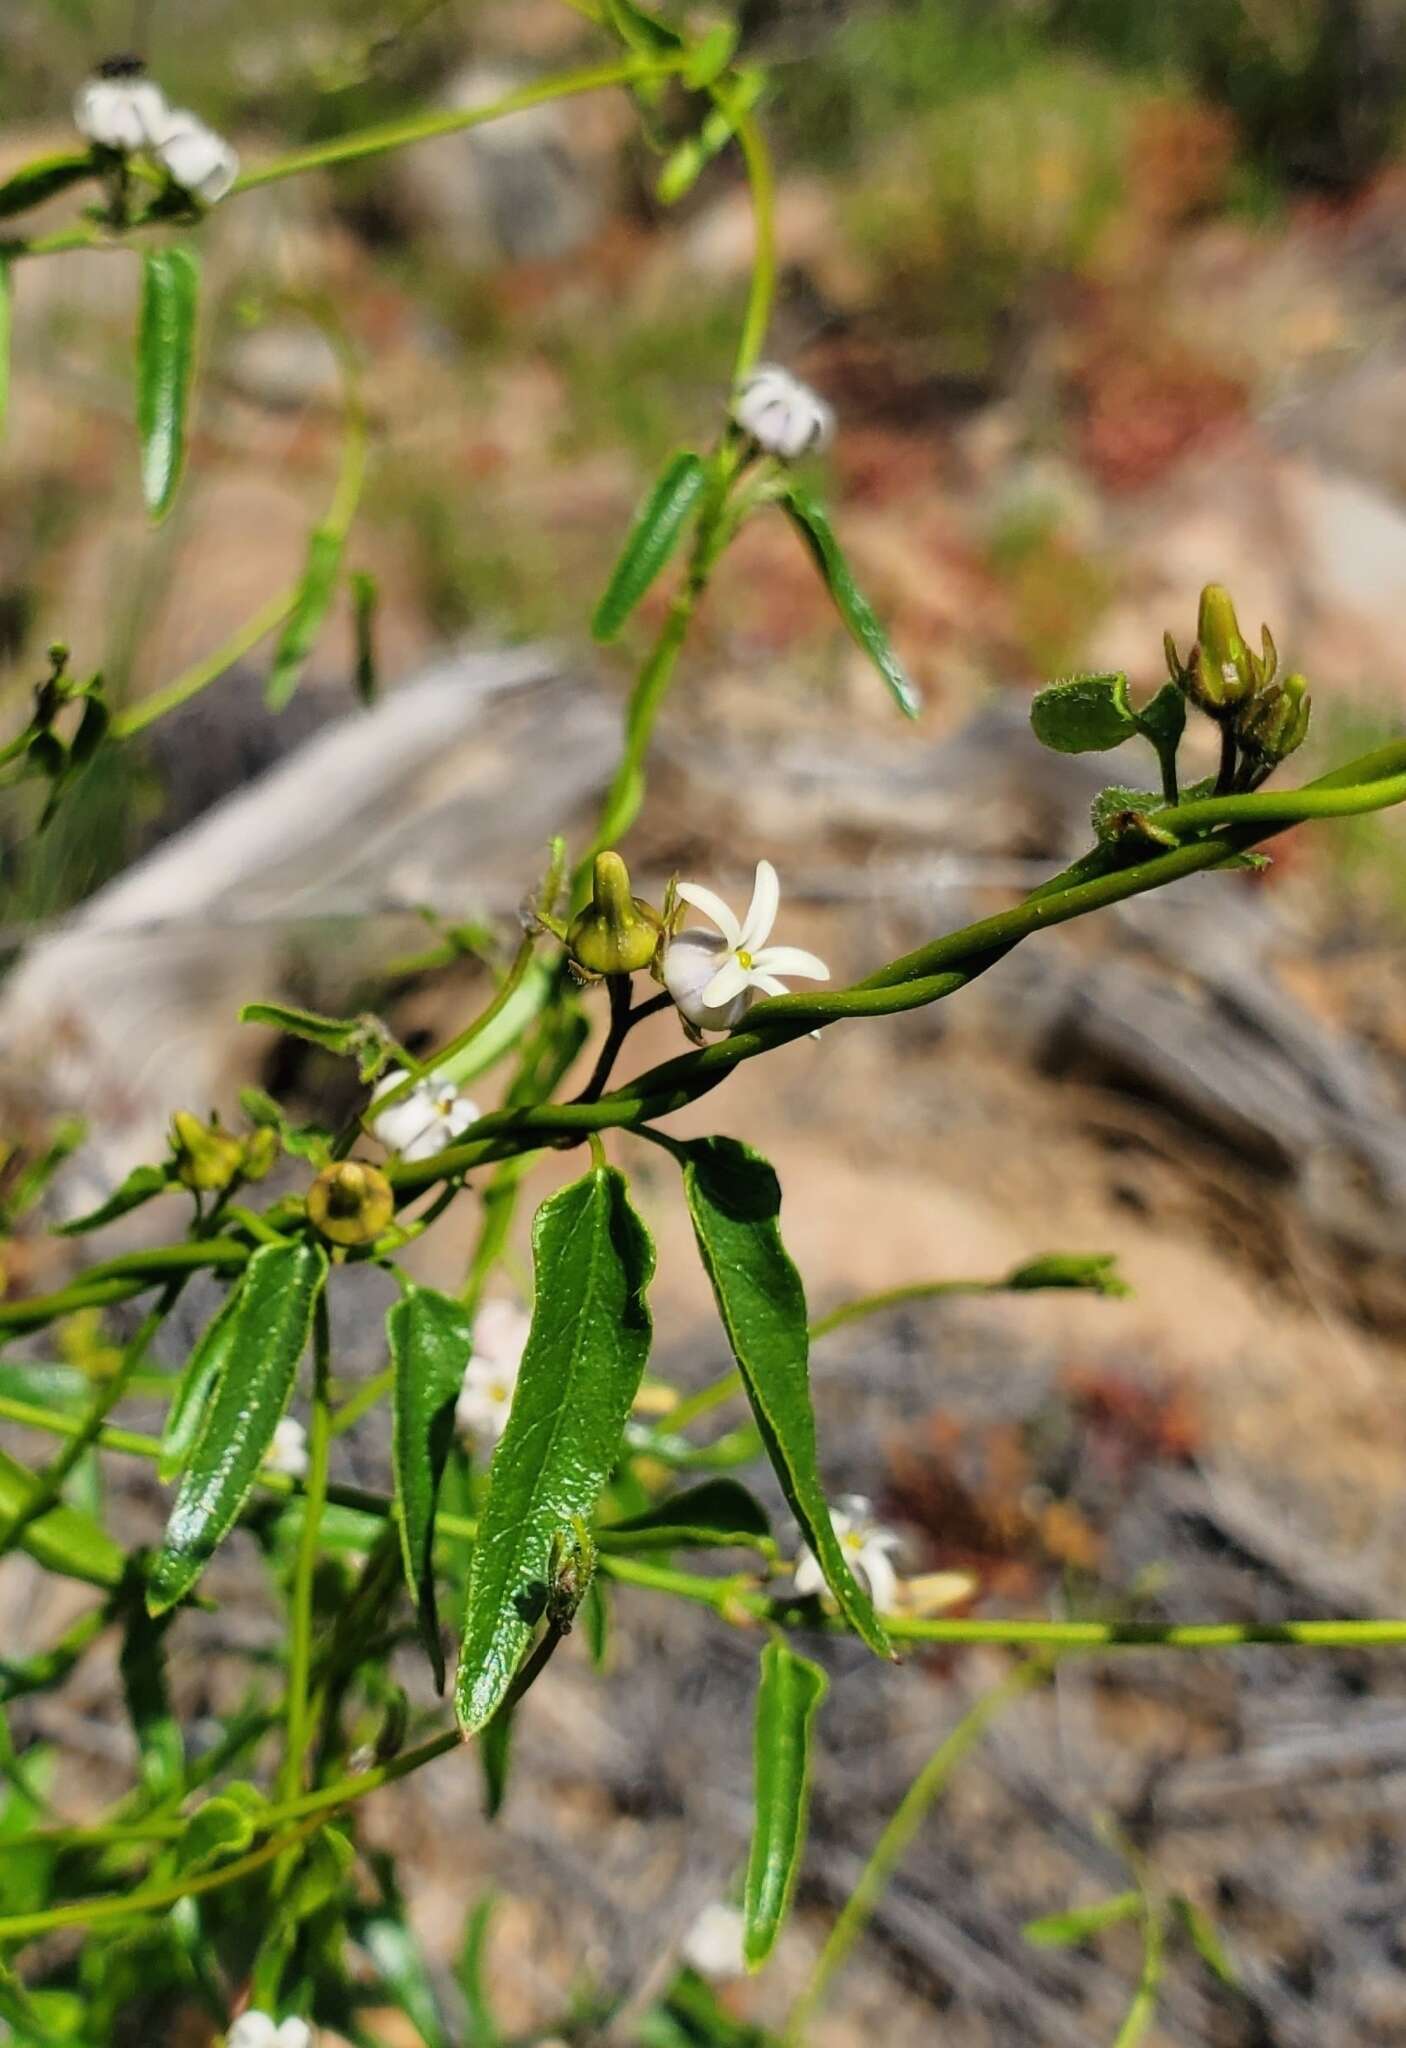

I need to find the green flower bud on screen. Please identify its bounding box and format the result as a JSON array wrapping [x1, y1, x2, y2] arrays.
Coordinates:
[[1185, 583, 1255, 716], [169, 1110, 245, 1192], [566, 852, 662, 977], [1240, 672, 1311, 765], [307, 1160, 394, 1247], [240, 1125, 280, 1181]]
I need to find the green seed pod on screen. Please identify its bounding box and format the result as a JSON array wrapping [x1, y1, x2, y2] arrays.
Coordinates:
[[307, 1159, 394, 1247], [566, 852, 662, 977], [169, 1110, 245, 1192]]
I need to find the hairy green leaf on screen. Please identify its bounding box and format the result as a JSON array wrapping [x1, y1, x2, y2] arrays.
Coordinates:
[[266, 524, 344, 710], [136, 246, 200, 519], [781, 484, 919, 719], [455, 1166, 655, 1733], [147, 1240, 328, 1614], [0, 1448, 124, 1588], [591, 450, 706, 641], [1031, 672, 1137, 754], [744, 1638, 828, 1968], [599, 1476, 772, 1552], [1134, 679, 1187, 751], [680, 1137, 890, 1658], [1024, 1892, 1142, 1946], [0, 152, 95, 221], [388, 1284, 473, 1693], [58, 1162, 172, 1237]]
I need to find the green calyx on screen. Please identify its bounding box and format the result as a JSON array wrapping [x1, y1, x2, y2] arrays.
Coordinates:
[[567, 851, 662, 977], [1240, 671, 1312, 765], [169, 1111, 246, 1193]]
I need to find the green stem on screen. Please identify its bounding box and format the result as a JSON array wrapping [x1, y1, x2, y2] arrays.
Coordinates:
[[111, 587, 299, 739], [729, 107, 778, 383], [0, 1239, 247, 1335], [282, 1293, 333, 1801], [1112, 1901, 1166, 2048], [784, 1657, 1055, 2042]]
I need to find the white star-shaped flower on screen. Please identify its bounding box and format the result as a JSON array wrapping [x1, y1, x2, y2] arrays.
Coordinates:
[[732, 364, 834, 461], [662, 860, 829, 1033], [370, 1068, 480, 1165], [226, 2014, 313, 2048], [455, 1299, 531, 1443], [74, 67, 169, 154], [263, 1416, 308, 1481], [153, 109, 240, 204], [793, 1494, 901, 1615]]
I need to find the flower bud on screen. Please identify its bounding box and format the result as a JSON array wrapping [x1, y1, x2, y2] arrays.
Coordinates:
[[74, 57, 169, 155], [307, 1160, 394, 1247], [153, 110, 239, 205], [169, 1110, 245, 1192], [240, 1126, 281, 1182], [1184, 584, 1255, 716], [566, 853, 662, 977], [1239, 672, 1311, 765], [732, 365, 834, 461]]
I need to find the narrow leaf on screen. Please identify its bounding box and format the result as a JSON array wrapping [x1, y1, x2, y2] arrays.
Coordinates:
[[351, 568, 379, 705], [118, 1599, 183, 1799], [1004, 1252, 1129, 1298], [0, 152, 95, 221], [1172, 1895, 1239, 1988], [455, 1166, 655, 1733], [1030, 672, 1138, 754], [0, 257, 10, 442], [0, 1448, 124, 1588], [388, 1284, 473, 1692], [239, 999, 361, 1053], [657, 72, 765, 204], [359, 1913, 452, 2048], [591, 450, 706, 641], [266, 524, 343, 710], [780, 484, 919, 719], [682, 20, 739, 87], [743, 1639, 828, 1968], [158, 1281, 243, 1483], [479, 1700, 514, 1819], [599, 1477, 771, 1552], [136, 246, 200, 519], [147, 1240, 328, 1614], [58, 1162, 172, 1236], [1024, 1892, 1143, 1946], [680, 1137, 890, 1657], [453, 1895, 503, 2048]]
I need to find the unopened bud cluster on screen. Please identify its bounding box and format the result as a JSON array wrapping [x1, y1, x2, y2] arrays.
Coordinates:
[[74, 55, 237, 205], [1166, 583, 1311, 770], [169, 1111, 277, 1193]]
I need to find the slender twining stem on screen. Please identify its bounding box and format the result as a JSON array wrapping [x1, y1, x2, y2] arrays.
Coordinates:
[[572, 985, 672, 1105], [111, 587, 298, 739], [785, 1657, 1055, 2042], [282, 1294, 333, 1802], [1113, 1897, 1166, 2048], [729, 108, 777, 385]]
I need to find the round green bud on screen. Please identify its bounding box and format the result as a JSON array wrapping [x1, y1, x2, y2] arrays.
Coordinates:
[[307, 1160, 395, 1247], [567, 852, 662, 977], [170, 1110, 245, 1192], [240, 1125, 281, 1181]]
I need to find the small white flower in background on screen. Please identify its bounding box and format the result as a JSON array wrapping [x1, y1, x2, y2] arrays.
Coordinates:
[[370, 1067, 480, 1165], [793, 1495, 901, 1615], [663, 859, 829, 1033], [682, 1900, 747, 1980], [154, 109, 240, 205], [732, 364, 834, 461], [226, 2014, 313, 2048], [263, 1417, 308, 1481], [455, 1299, 531, 1443], [74, 59, 169, 154]]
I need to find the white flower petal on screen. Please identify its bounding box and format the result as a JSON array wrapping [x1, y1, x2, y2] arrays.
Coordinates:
[[663, 930, 751, 1032], [675, 882, 742, 951], [751, 945, 828, 983], [700, 956, 753, 1011], [792, 1549, 826, 1599], [264, 1418, 308, 1481], [471, 1299, 530, 1370], [739, 859, 780, 952], [155, 111, 239, 203], [749, 973, 791, 998], [858, 1546, 899, 1615], [683, 1902, 747, 1979], [74, 76, 169, 152]]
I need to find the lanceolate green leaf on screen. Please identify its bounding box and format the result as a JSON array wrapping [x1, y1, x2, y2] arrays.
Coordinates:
[[455, 1166, 655, 1733], [388, 1284, 473, 1693], [680, 1137, 891, 1658], [0, 152, 95, 221], [1024, 1892, 1142, 1947], [591, 450, 706, 642], [598, 1476, 772, 1553], [58, 1162, 172, 1237], [147, 1240, 328, 1615], [0, 1448, 124, 1589], [136, 246, 200, 520], [743, 1639, 828, 1968], [780, 484, 920, 720], [158, 1281, 243, 1484], [266, 524, 344, 710], [118, 1599, 183, 1800]]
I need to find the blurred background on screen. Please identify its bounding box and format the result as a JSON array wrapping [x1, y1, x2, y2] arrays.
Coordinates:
[[6, 1, 1406, 2042]]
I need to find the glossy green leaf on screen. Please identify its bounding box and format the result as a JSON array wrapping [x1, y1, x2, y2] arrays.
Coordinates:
[[591, 450, 706, 641], [743, 1639, 828, 1968], [1030, 672, 1137, 754], [136, 246, 200, 519], [351, 568, 379, 705], [0, 1448, 124, 1588], [266, 523, 344, 710], [1024, 1892, 1142, 1946], [147, 1240, 328, 1614], [0, 152, 95, 220], [119, 1599, 182, 1799], [455, 1165, 654, 1733], [599, 1477, 771, 1552], [171, 1795, 256, 1876], [158, 1281, 243, 1484], [780, 484, 920, 719], [388, 1284, 473, 1692], [680, 1137, 890, 1657], [58, 1162, 172, 1236]]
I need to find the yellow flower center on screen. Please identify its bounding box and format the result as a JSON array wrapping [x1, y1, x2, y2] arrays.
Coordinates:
[[737, 949, 754, 970]]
